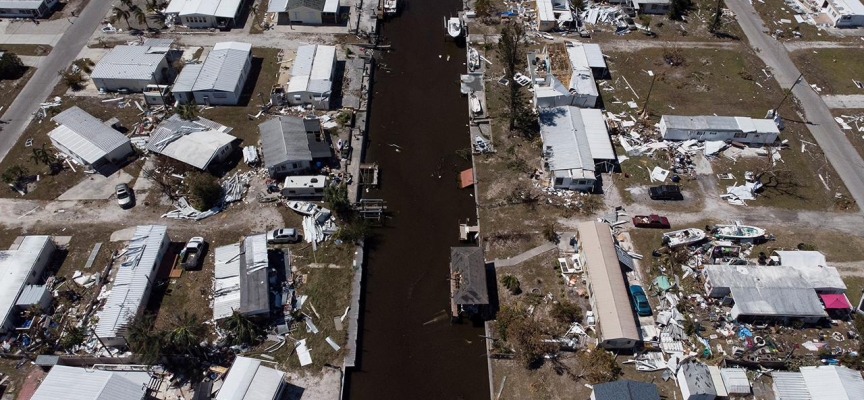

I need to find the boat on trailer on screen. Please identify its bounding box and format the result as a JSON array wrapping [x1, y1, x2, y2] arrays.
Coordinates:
[[662, 228, 706, 247], [712, 222, 766, 240], [286, 200, 320, 216]]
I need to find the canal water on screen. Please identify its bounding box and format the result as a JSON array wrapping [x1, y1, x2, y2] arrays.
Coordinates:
[[346, 1, 489, 399]]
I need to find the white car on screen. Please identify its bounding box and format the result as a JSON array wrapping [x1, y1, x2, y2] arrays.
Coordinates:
[[115, 183, 133, 209], [266, 228, 300, 244]]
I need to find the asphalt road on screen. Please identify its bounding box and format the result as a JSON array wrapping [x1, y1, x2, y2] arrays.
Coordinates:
[[726, 0, 864, 209], [0, 0, 115, 163]]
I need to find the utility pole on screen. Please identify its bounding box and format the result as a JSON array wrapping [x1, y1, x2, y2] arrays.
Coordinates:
[[771, 73, 804, 118], [639, 71, 656, 120]]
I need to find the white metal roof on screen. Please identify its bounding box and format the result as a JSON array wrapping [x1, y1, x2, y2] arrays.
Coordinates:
[[284, 175, 327, 189], [90, 41, 172, 81], [213, 243, 242, 320], [732, 287, 826, 318], [323, 0, 339, 13], [217, 356, 285, 400], [536, 0, 555, 21], [15, 284, 48, 306], [830, 0, 864, 15], [772, 371, 811, 400], [287, 45, 335, 95], [0, 1, 45, 10], [705, 264, 846, 292], [661, 115, 780, 134], [540, 106, 605, 174], [0, 236, 52, 330], [166, 0, 242, 18], [49, 107, 131, 165], [173, 63, 203, 93], [94, 225, 167, 339], [267, 0, 289, 12], [578, 221, 639, 343], [31, 366, 146, 400], [800, 366, 864, 400], [191, 42, 251, 93], [774, 250, 828, 268], [720, 368, 751, 395]]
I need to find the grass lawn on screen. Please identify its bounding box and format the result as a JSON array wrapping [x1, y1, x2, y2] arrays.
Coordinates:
[[0, 44, 52, 56], [0, 95, 144, 200], [711, 118, 857, 211], [832, 109, 864, 162], [752, 225, 864, 262], [0, 67, 35, 119], [791, 49, 864, 95], [845, 277, 864, 309], [198, 47, 280, 151], [751, 0, 825, 41]]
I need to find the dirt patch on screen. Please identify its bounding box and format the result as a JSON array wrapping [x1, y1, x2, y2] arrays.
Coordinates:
[[0, 44, 52, 56]]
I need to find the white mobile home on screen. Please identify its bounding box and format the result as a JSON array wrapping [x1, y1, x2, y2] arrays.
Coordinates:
[[259, 116, 332, 177], [146, 115, 236, 170], [48, 107, 134, 173], [269, 0, 341, 25], [216, 356, 288, 400], [90, 39, 176, 93], [286, 44, 336, 109], [0, 0, 58, 18], [165, 0, 243, 29], [0, 236, 55, 334], [281, 175, 327, 198], [539, 107, 614, 191], [659, 115, 780, 144], [528, 43, 607, 109], [579, 221, 640, 350], [212, 234, 272, 321], [173, 42, 252, 106], [821, 0, 864, 27], [93, 225, 169, 347], [31, 366, 149, 400]]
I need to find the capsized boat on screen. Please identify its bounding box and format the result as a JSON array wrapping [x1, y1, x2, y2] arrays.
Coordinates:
[[468, 47, 480, 71], [446, 17, 463, 38], [469, 92, 482, 114], [286, 200, 320, 216], [712, 222, 766, 240], [662, 228, 706, 247]]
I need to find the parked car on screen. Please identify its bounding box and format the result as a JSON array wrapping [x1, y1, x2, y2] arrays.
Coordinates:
[[649, 185, 683, 201], [179, 237, 206, 270], [115, 183, 133, 209], [266, 228, 300, 244], [629, 285, 652, 316], [632, 214, 671, 229]]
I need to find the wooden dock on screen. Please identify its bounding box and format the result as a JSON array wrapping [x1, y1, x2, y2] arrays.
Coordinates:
[[343, 242, 364, 368]]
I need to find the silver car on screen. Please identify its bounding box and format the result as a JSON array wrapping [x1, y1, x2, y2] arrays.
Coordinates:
[[115, 183, 133, 209], [266, 228, 300, 244]]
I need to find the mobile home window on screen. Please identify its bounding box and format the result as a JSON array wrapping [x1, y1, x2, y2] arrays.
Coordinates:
[[554, 177, 564, 186], [733, 132, 748, 138]]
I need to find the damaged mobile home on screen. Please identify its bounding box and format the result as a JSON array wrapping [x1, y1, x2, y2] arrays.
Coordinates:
[[212, 234, 272, 321], [93, 225, 169, 347], [527, 42, 607, 109], [449, 247, 489, 319], [539, 106, 615, 191], [659, 115, 780, 145], [258, 116, 332, 178], [0, 236, 55, 334], [145, 115, 237, 170]]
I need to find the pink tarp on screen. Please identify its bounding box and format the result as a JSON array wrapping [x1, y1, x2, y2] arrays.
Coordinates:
[[820, 293, 852, 309]]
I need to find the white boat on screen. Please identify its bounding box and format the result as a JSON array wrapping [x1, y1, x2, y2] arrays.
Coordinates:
[[662, 228, 706, 247], [468, 47, 480, 71], [446, 17, 463, 38], [286, 200, 320, 216], [384, 0, 397, 16], [469, 92, 482, 114], [712, 222, 766, 240]]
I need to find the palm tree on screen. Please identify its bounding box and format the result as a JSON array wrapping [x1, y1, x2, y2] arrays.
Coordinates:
[[222, 311, 259, 346], [165, 311, 205, 355], [29, 144, 61, 174], [125, 314, 164, 365], [175, 102, 198, 120], [131, 6, 150, 30], [119, 0, 134, 8], [112, 6, 131, 28]]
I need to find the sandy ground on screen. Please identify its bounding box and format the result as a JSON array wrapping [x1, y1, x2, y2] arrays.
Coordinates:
[[283, 368, 341, 400]]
